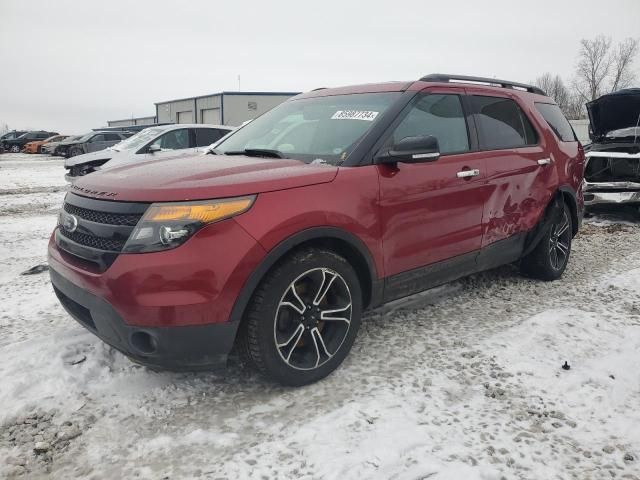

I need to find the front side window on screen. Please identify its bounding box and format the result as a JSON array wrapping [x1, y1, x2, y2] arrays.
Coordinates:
[[535, 103, 576, 142], [150, 129, 190, 150], [388, 94, 470, 154], [471, 96, 537, 149], [90, 134, 105, 142], [113, 128, 163, 152], [216, 92, 401, 165]]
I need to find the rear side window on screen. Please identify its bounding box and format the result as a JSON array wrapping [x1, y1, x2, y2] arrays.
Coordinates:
[[194, 128, 224, 147], [471, 96, 538, 149], [390, 94, 470, 154], [105, 134, 122, 141], [535, 103, 577, 142]]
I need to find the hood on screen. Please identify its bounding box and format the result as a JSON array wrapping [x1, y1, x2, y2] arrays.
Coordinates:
[[587, 88, 640, 141], [65, 149, 116, 168], [70, 154, 338, 202]]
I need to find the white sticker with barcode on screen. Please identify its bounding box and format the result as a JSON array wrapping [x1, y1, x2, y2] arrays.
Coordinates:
[[331, 110, 379, 121]]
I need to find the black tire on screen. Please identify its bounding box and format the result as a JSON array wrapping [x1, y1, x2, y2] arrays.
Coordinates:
[[68, 147, 83, 158], [521, 202, 572, 281], [10, 145, 20, 153], [238, 247, 363, 386]]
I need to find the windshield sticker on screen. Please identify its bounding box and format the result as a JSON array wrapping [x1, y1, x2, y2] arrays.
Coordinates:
[[331, 110, 379, 121]]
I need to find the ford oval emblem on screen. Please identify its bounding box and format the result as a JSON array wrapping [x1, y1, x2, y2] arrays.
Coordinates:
[[62, 213, 78, 233]]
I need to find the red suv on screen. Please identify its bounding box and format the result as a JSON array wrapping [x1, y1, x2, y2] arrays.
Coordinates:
[[49, 74, 584, 386]]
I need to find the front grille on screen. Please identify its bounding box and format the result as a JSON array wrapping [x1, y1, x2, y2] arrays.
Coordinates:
[[64, 202, 143, 226], [55, 193, 149, 271], [59, 229, 126, 252], [585, 157, 640, 183]]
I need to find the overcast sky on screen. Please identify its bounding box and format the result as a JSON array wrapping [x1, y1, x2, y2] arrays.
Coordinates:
[[1, 0, 638, 133]]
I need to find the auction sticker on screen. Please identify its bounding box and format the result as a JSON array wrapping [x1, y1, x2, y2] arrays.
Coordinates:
[[331, 110, 379, 121]]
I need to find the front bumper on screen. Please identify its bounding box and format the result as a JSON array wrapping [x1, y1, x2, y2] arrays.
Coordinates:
[[48, 217, 267, 370], [584, 182, 640, 206], [50, 267, 238, 370]]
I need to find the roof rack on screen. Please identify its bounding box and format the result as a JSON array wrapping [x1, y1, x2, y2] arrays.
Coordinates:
[[420, 74, 546, 96]]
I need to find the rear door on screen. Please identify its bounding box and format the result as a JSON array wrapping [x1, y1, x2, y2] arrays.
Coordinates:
[[377, 87, 487, 278], [465, 91, 557, 247]]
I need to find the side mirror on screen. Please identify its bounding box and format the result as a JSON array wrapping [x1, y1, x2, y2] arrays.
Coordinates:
[[375, 135, 441, 164], [148, 144, 161, 154]]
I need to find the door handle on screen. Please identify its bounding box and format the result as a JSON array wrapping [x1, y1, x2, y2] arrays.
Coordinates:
[[456, 169, 480, 178], [537, 158, 552, 166]]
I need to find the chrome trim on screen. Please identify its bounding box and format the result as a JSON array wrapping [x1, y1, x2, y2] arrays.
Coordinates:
[[584, 190, 640, 206], [412, 152, 440, 160], [456, 169, 480, 178], [537, 158, 552, 165]]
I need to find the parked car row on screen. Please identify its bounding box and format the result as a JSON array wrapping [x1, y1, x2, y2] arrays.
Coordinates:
[[64, 124, 233, 179], [0, 130, 59, 153]]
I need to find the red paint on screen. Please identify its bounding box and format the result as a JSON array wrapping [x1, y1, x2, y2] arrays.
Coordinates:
[[49, 79, 584, 330]]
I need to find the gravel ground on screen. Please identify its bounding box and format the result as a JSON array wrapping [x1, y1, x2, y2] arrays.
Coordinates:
[[0, 153, 639, 479]]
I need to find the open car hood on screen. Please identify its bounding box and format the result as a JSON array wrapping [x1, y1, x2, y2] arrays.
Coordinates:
[[587, 88, 640, 142], [70, 153, 338, 202]]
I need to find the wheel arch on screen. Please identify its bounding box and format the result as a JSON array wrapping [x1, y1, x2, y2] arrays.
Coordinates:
[[229, 227, 382, 328], [558, 185, 580, 237]]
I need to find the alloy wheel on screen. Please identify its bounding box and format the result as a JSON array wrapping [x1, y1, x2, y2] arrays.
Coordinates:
[[274, 267, 352, 371], [549, 210, 571, 270]]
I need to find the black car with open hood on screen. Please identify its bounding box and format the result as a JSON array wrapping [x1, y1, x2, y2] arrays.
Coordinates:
[[587, 88, 640, 144], [584, 88, 640, 208]]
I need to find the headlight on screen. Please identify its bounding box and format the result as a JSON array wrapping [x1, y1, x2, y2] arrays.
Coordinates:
[[122, 195, 255, 253]]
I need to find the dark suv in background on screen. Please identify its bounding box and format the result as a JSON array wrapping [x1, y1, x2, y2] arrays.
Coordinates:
[[2, 130, 58, 153], [49, 74, 584, 386], [63, 131, 133, 158]]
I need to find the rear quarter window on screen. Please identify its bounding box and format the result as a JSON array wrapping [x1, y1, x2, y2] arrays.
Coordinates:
[[535, 103, 577, 142]]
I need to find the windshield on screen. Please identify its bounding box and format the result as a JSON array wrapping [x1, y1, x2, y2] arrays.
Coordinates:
[[216, 92, 401, 164], [111, 127, 163, 152], [75, 133, 95, 142]]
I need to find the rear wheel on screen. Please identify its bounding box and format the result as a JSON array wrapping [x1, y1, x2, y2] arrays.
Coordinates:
[[521, 202, 572, 281], [10, 145, 20, 153], [239, 248, 362, 386]]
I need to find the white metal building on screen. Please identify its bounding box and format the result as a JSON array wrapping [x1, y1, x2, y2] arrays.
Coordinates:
[[569, 119, 590, 144], [154, 91, 299, 127]]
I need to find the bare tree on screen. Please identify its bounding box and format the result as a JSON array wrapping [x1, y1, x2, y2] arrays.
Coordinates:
[[564, 92, 587, 120], [610, 38, 639, 92], [534, 73, 570, 113], [0, 122, 8, 134], [574, 36, 613, 103]]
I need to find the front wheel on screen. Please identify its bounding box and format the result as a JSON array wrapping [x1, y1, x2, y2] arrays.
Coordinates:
[[239, 248, 362, 386], [68, 147, 83, 157], [521, 202, 572, 281]]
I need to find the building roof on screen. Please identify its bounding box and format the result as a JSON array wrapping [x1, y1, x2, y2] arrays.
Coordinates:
[[154, 91, 300, 105]]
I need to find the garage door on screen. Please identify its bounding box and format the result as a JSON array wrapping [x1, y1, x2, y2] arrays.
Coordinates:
[[201, 108, 221, 125], [176, 111, 193, 124]]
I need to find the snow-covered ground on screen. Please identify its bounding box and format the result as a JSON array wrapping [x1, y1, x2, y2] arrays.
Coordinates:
[[0, 152, 639, 479]]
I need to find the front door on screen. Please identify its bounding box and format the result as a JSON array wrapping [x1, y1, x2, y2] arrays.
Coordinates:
[[377, 89, 487, 285]]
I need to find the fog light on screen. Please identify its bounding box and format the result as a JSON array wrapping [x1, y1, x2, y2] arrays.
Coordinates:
[[130, 331, 157, 355]]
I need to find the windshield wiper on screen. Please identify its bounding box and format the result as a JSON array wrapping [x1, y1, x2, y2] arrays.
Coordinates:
[[224, 148, 288, 159]]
